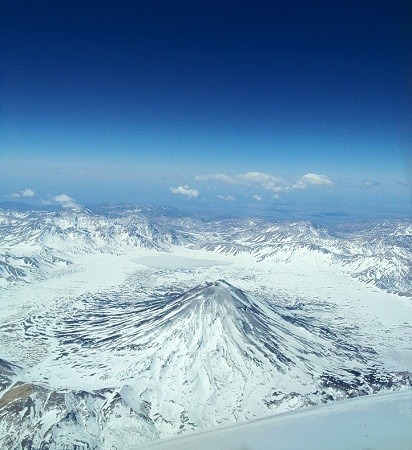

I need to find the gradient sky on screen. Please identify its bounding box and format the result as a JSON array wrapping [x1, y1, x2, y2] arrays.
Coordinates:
[[1, 1, 411, 223]]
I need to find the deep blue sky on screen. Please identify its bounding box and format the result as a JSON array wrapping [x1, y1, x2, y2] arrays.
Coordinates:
[[1, 1, 411, 222]]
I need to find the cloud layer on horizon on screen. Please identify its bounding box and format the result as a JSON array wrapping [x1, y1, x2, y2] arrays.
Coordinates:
[[195, 173, 237, 185], [195, 171, 333, 196]]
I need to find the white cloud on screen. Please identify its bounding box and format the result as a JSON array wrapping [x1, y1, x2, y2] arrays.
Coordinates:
[[194, 171, 333, 197], [293, 173, 333, 189], [363, 180, 381, 187], [53, 194, 83, 210], [195, 173, 237, 184], [272, 185, 287, 193], [217, 195, 235, 201], [253, 195, 262, 201], [8, 188, 36, 198], [21, 188, 35, 197], [238, 171, 280, 184], [238, 172, 288, 192], [170, 185, 199, 198]]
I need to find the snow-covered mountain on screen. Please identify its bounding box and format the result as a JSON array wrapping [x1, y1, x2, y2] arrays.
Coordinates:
[[0, 205, 411, 449], [167, 217, 412, 296], [0, 358, 160, 450], [0, 208, 191, 286], [0, 281, 410, 449], [1, 207, 411, 295]]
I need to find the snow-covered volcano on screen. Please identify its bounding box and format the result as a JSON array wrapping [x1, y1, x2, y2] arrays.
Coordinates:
[[1, 280, 410, 449]]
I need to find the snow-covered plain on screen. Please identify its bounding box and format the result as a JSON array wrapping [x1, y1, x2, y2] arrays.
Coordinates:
[[131, 255, 232, 269], [0, 207, 411, 449]]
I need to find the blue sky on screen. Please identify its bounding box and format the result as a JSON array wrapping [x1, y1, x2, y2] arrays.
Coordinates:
[[1, 1, 411, 223]]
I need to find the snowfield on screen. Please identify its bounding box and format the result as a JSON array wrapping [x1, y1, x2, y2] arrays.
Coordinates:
[[0, 206, 411, 449], [131, 255, 232, 269]]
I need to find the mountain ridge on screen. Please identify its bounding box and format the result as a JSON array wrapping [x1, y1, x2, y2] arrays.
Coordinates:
[[1, 208, 410, 295]]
